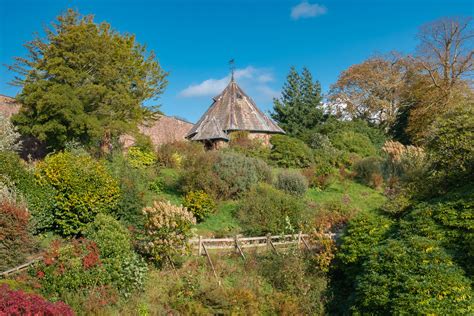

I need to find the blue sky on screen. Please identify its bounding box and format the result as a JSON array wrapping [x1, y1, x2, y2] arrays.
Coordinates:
[[0, 0, 472, 122]]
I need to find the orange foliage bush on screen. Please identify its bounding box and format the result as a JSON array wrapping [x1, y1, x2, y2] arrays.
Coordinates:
[[0, 200, 34, 271]]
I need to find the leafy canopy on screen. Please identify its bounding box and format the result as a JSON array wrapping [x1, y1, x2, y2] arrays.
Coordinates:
[[35, 151, 120, 236], [271, 67, 324, 137], [10, 9, 168, 150]]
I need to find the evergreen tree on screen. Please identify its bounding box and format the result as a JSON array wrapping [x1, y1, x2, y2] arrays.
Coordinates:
[[9, 9, 168, 151], [271, 67, 324, 137]]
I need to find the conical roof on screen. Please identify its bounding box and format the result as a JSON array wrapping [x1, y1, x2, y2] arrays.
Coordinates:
[[189, 117, 229, 141], [186, 79, 284, 141]]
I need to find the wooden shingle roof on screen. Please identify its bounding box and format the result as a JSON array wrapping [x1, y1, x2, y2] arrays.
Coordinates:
[[186, 79, 284, 141]]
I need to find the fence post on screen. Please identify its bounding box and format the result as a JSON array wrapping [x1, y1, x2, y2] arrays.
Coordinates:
[[198, 236, 202, 256], [235, 235, 246, 260], [234, 235, 238, 254], [266, 233, 271, 251], [298, 231, 302, 249]]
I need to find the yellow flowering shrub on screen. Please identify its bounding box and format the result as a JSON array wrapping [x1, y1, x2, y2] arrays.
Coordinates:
[[183, 190, 216, 222], [35, 151, 120, 236], [127, 146, 156, 169], [141, 200, 196, 264]]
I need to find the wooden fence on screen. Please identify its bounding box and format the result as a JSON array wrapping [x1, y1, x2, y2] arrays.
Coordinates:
[[188, 232, 334, 284], [189, 232, 319, 257], [1, 232, 334, 279], [0, 257, 42, 278]]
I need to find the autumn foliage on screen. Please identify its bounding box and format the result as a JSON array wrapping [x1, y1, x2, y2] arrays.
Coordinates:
[[0, 284, 74, 316], [0, 200, 34, 271]]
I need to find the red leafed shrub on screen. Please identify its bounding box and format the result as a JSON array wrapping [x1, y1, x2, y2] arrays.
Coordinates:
[[0, 284, 74, 316], [36, 239, 105, 299], [81, 241, 101, 269], [0, 200, 34, 271]]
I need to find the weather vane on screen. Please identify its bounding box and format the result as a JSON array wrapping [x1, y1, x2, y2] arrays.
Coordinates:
[[229, 59, 235, 81]]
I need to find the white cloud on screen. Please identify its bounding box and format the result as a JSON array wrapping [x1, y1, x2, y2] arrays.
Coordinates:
[[291, 1, 327, 20], [256, 85, 280, 99], [257, 74, 274, 83], [179, 77, 228, 97], [179, 66, 275, 98]]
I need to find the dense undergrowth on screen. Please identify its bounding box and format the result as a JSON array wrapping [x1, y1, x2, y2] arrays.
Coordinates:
[[1, 95, 472, 316]]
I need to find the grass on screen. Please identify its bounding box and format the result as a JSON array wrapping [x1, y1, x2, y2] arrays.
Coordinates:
[[195, 201, 241, 237], [108, 253, 318, 315], [150, 167, 386, 237], [147, 167, 183, 206], [305, 178, 386, 212]]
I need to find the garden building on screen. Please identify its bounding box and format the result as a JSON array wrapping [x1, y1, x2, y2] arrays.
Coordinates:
[[185, 77, 285, 149]]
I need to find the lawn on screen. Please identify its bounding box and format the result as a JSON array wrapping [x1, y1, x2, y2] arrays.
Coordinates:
[[194, 201, 241, 237], [152, 167, 386, 238], [306, 179, 386, 212]]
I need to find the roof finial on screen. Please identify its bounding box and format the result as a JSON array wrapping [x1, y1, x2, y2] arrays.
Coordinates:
[[229, 59, 235, 82]]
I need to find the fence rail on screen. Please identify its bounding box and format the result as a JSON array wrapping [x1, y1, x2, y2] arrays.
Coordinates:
[[0, 257, 42, 278], [1, 232, 334, 278], [189, 232, 334, 256]]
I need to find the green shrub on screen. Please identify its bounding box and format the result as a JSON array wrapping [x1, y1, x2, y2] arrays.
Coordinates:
[[127, 146, 157, 169], [181, 151, 272, 199], [213, 152, 272, 198], [337, 212, 394, 266], [106, 152, 148, 228], [179, 151, 223, 198], [301, 163, 334, 189], [84, 214, 132, 258], [84, 214, 148, 297], [228, 131, 271, 161], [34, 239, 109, 299], [35, 217, 148, 306], [307, 132, 332, 151], [309, 132, 344, 166], [270, 135, 313, 168], [329, 131, 377, 158], [140, 200, 196, 265], [156, 141, 204, 168], [0, 151, 55, 232], [237, 184, 306, 235], [353, 156, 384, 188], [183, 190, 216, 222], [0, 200, 35, 271], [353, 237, 473, 315], [314, 118, 387, 149], [397, 195, 474, 276], [426, 105, 474, 184], [275, 171, 308, 196], [258, 252, 327, 315], [35, 151, 121, 236]]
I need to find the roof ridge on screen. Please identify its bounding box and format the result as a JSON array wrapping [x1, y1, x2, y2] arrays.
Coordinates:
[[186, 78, 285, 140]]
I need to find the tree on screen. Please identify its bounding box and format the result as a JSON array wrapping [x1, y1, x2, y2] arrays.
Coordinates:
[[413, 17, 473, 105], [328, 54, 407, 131], [405, 17, 474, 141], [9, 9, 168, 151], [426, 104, 474, 183], [271, 67, 324, 137]]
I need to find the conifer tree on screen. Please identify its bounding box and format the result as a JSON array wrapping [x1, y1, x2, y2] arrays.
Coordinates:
[[9, 9, 168, 150], [271, 67, 324, 137]]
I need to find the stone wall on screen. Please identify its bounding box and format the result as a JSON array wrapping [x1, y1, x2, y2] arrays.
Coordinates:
[[121, 115, 194, 149]]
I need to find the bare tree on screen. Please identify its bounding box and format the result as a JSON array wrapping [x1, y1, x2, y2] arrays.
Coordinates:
[[413, 17, 473, 105], [402, 17, 474, 142]]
